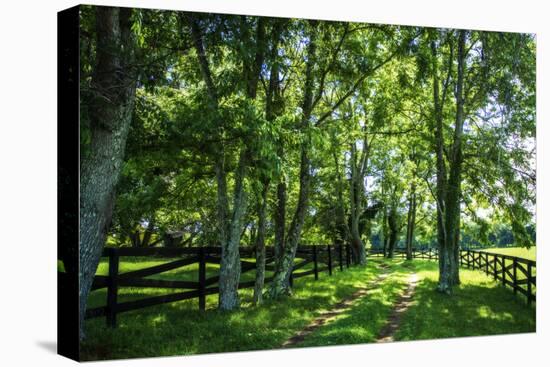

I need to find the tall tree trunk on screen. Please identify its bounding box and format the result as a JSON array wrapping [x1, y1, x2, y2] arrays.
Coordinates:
[[381, 207, 388, 257], [79, 7, 136, 340], [405, 185, 416, 260], [267, 21, 318, 298], [332, 147, 350, 255], [253, 180, 269, 304], [349, 141, 369, 265], [387, 206, 398, 259], [446, 29, 466, 287], [431, 35, 449, 292], [433, 30, 466, 293], [274, 174, 286, 260], [268, 145, 311, 297], [219, 149, 248, 310], [268, 19, 286, 258], [187, 14, 271, 309], [187, 15, 249, 310]]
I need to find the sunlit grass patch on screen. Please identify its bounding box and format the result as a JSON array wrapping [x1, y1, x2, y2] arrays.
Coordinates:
[[482, 247, 536, 261], [395, 261, 535, 341]]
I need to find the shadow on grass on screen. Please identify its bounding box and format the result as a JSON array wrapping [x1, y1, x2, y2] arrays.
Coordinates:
[[395, 262, 536, 341], [81, 261, 383, 360]]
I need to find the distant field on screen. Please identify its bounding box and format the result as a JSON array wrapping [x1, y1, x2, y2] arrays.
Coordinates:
[[481, 247, 536, 261]]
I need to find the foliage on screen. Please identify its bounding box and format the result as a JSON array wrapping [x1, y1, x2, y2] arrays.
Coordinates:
[[76, 9, 536, 252]]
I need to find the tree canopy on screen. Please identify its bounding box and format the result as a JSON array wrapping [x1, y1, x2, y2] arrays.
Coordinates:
[[78, 6, 535, 327]]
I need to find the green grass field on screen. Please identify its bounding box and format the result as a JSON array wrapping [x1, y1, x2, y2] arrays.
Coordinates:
[[481, 246, 536, 261], [81, 257, 535, 360]]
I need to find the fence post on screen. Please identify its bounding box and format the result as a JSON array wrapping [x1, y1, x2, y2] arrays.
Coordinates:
[[485, 253, 489, 274], [501, 256, 506, 286], [198, 247, 206, 311], [467, 250, 471, 269], [513, 258, 517, 295], [327, 245, 333, 276], [527, 263, 533, 305], [106, 248, 119, 328], [313, 246, 319, 280], [339, 244, 344, 271], [493, 255, 497, 281], [478, 252, 482, 269]]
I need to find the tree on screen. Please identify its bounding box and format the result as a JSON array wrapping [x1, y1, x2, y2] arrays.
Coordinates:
[[75, 8, 536, 319], [79, 7, 138, 339], [422, 28, 536, 293]]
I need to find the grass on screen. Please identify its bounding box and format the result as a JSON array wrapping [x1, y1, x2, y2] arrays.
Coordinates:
[[82, 259, 384, 360], [481, 246, 536, 261], [81, 257, 536, 361], [396, 260, 536, 341], [296, 260, 413, 347]]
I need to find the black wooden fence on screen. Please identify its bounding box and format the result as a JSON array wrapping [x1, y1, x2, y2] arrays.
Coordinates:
[[85, 244, 352, 327], [368, 247, 439, 260], [459, 249, 536, 305], [85, 244, 535, 328], [368, 247, 536, 304]]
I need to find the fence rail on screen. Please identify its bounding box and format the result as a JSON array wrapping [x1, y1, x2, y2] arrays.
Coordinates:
[[84, 244, 535, 327], [85, 244, 350, 327], [369, 247, 536, 304], [459, 249, 536, 305]]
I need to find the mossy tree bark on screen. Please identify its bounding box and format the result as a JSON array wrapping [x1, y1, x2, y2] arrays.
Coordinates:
[[79, 7, 137, 340]]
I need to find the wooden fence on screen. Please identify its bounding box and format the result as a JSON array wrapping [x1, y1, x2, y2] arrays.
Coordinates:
[[368, 247, 439, 260], [459, 249, 536, 305], [85, 244, 535, 327], [368, 247, 536, 304], [85, 244, 352, 327]]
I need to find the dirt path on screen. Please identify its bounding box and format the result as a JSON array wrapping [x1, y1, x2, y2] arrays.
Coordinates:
[[375, 272, 419, 343], [281, 263, 391, 348]]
